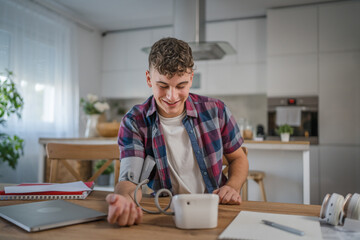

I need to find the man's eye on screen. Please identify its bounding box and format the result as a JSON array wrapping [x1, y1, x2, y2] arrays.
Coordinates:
[[159, 85, 168, 89], [177, 85, 185, 89]]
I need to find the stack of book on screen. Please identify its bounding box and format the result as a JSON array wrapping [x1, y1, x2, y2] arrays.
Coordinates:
[[0, 181, 94, 200]]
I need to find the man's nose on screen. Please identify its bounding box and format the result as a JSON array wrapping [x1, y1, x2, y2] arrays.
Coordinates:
[[166, 87, 178, 101]]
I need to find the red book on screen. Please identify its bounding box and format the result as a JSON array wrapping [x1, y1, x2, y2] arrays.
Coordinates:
[[0, 182, 94, 200]]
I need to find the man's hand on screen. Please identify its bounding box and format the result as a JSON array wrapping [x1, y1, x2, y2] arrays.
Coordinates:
[[106, 193, 143, 226], [213, 185, 242, 205]]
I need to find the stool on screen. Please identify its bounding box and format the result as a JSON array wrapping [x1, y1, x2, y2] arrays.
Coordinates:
[[241, 170, 267, 202]]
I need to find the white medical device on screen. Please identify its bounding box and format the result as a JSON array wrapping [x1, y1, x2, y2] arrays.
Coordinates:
[[128, 172, 219, 229]]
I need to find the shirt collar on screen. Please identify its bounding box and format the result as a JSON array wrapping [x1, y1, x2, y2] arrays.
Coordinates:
[[145, 94, 198, 118]]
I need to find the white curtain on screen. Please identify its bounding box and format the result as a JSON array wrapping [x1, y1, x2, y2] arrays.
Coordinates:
[[0, 0, 79, 183]]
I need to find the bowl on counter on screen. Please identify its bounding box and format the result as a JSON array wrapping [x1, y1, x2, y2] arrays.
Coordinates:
[[96, 121, 120, 137]]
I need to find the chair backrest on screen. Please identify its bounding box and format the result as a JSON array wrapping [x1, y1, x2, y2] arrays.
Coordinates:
[[46, 143, 120, 187], [222, 146, 248, 176]]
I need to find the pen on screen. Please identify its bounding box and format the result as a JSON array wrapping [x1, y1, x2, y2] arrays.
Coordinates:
[[262, 219, 305, 236]]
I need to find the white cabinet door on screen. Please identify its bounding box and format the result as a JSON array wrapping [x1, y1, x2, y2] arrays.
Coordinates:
[[266, 6, 318, 97], [125, 30, 152, 70], [206, 21, 237, 64], [310, 146, 320, 204], [319, 1, 360, 52], [102, 33, 127, 71], [267, 54, 318, 97], [206, 63, 266, 95], [101, 70, 151, 98], [319, 145, 360, 199], [204, 19, 266, 95], [319, 51, 360, 145], [267, 6, 317, 55], [237, 19, 266, 64]]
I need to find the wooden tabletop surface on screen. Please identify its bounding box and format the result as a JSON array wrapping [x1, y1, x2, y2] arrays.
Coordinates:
[[0, 190, 321, 240]]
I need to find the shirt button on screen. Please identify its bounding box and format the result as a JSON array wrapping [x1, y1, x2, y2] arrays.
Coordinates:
[[203, 172, 207, 176]]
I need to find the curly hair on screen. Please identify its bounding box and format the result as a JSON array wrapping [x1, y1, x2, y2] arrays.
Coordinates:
[[148, 37, 194, 78]]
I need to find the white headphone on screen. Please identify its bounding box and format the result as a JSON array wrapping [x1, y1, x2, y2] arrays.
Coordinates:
[[320, 193, 360, 226]]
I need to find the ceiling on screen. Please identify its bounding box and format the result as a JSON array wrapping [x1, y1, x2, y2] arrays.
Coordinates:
[[50, 0, 337, 32]]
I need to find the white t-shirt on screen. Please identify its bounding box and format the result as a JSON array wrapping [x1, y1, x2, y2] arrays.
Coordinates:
[[159, 111, 206, 194]]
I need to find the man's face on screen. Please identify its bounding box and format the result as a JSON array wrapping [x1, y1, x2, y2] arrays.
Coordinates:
[[146, 68, 193, 118]]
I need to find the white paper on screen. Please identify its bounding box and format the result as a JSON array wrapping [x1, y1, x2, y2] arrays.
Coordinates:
[[218, 211, 322, 240], [5, 181, 92, 193], [321, 222, 360, 240]]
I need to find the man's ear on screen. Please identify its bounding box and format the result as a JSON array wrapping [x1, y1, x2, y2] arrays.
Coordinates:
[[146, 70, 152, 87], [189, 71, 194, 87]]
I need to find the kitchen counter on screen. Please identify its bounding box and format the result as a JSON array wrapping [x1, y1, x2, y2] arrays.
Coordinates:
[[38, 138, 310, 204]]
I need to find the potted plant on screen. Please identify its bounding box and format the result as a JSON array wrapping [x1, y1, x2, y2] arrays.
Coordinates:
[[94, 160, 114, 186], [275, 124, 294, 142], [0, 69, 24, 170]]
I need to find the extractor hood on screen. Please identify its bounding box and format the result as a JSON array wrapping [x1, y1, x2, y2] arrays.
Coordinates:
[[142, 0, 236, 61]]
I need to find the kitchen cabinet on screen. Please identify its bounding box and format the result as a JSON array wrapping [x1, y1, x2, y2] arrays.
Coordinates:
[[236, 19, 266, 64], [319, 146, 360, 199], [102, 30, 151, 71], [206, 21, 237, 64], [266, 6, 318, 97], [319, 51, 360, 145], [267, 54, 318, 96], [101, 70, 152, 98], [102, 33, 128, 71], [267, 6, 317, 55], [101, 19, 266, 98], [101, 28, 170, 98], [319, 1, 360, 52], [310, 146, 320, 204], [206, 63, 266, 95], [203, 19, 266, 95]]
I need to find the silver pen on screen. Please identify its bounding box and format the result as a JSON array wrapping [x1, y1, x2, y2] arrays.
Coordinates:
[[262, 219, 305, 236]]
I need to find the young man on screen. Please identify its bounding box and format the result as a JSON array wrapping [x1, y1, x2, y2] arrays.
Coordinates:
[[106, 37, 249, 226]]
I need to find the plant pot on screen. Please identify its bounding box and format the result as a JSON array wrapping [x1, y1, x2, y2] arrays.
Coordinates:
[[280, 133, 290, 142], [85, 114, 100, 137], [97, 174, 110, 186]]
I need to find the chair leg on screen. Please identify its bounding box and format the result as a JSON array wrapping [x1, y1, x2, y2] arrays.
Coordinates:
[[114, 159, 120, 188], [257, 179, 267, 202], [241, 180, 248, 201]]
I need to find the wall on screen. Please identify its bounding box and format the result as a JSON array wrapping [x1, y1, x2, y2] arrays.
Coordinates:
[[77, 28, 103, 137]]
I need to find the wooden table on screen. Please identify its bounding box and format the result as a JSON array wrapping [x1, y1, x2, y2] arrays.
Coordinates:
[[0, 189, 321, 240]]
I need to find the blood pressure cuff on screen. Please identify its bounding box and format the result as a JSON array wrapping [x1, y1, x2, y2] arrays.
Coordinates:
[[119, 155, 156, 183]]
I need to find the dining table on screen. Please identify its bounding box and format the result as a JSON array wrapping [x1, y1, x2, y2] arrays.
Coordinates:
[[0, 185, 321, 240]]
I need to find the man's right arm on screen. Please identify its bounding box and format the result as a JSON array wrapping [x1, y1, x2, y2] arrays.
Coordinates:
[[106, 181, 143, 226]]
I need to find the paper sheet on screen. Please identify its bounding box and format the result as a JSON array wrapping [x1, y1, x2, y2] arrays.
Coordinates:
[[218, 211, 322, 240], [5, 181, 91, 193]]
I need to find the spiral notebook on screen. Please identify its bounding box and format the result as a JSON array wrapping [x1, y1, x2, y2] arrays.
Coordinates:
[[0, 182, 94, 200], [218, 211, 322, 240]]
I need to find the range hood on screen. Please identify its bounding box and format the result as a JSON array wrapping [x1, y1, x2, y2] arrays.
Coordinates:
[[142, 0, 236, 61]]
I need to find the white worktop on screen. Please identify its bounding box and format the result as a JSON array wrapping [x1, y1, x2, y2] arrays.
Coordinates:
[[39, 138, 309, 150]]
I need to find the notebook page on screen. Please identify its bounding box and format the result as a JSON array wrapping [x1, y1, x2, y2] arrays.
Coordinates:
[[218, 211, 322, 240]]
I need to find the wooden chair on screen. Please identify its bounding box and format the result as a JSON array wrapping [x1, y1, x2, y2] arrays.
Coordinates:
[[222, 146, 267, 201], [46, 143, 120, 187]]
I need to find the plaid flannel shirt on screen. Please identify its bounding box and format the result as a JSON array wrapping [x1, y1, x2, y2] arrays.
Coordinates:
[[118, 93, 243, 193]]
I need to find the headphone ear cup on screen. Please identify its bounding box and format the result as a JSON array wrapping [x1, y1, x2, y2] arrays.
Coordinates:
[[346, 193, 360, 220], [320, 193, 344, 226]]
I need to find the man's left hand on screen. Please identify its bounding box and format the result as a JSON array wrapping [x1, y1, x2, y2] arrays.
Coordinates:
[[213, 185, 241, 205]]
